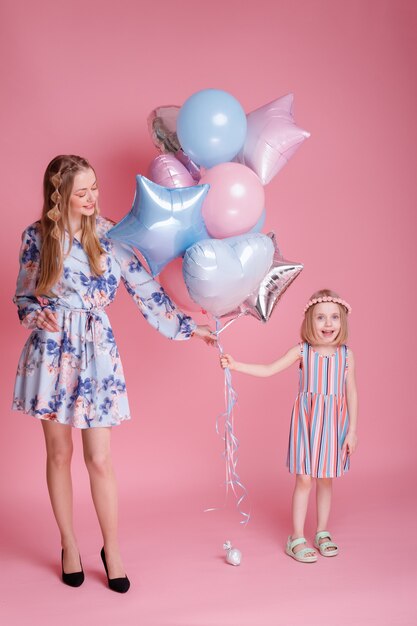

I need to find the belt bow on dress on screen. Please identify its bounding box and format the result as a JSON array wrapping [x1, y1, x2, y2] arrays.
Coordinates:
[[49, 302, 108, 372]]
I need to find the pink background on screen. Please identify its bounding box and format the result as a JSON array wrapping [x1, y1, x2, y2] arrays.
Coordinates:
[[1, 0, 416, 624]]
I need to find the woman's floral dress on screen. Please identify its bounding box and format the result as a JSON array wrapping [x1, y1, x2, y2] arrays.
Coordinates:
[[12, 216, 196, 428]]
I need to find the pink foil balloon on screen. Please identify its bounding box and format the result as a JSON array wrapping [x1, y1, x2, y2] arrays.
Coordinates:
[[200, 163, 265, 238], [236, 93, 310, 185], [148, 154, 195, 188], [159, 257, 201, 312]]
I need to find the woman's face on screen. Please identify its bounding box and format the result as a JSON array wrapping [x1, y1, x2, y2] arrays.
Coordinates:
[[69, 168, 99, 221]]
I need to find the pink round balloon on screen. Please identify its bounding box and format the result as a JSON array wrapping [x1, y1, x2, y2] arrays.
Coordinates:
[[148, 154, 195, 188], [200, 163, 265, 238], [159, 258, 201, 312]]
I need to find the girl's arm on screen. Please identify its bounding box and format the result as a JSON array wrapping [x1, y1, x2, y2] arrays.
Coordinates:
[[220, 345, 301, 377], [343, 349, 358, 455]]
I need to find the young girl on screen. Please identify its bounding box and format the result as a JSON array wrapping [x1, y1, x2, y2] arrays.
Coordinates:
[[13, 155, 215, 591], [220, 289, 358, 563]]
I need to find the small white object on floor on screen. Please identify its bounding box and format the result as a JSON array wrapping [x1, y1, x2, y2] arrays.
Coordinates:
[[223, 540, 242, 566]]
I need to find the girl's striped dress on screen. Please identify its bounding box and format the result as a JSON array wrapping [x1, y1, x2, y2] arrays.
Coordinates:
[[287, 342, 350, 478]]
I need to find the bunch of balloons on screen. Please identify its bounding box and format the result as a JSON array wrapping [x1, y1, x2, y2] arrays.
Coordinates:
[[108, 88, 308, 322]]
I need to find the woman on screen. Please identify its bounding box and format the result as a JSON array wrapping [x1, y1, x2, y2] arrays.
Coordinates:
[[12, 155, 215, 592]]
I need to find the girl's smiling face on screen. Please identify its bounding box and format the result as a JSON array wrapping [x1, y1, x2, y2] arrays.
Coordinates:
[[312, 302, 341, 344]]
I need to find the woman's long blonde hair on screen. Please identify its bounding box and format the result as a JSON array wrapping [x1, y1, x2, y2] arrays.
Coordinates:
[[36, 155, 105, 296]]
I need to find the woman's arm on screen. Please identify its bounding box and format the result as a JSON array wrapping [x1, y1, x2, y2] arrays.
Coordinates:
[[13, 224, 43, 329], [220, 345, 301, 377], [113, 239, 213, 341], [343, 349, 358, 455], [13, 223, 62, 333]]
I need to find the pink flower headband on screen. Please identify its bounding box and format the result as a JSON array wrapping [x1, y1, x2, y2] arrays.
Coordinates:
[[304, 296, 352, 315]]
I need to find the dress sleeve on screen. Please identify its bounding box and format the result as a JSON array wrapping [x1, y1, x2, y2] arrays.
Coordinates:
[[13, 224, 43, 329], [113, 240, 196, 340]]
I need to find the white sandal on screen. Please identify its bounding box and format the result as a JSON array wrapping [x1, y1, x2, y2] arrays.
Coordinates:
[[314, 531, 339, 557], [285, 536, 317, 563]]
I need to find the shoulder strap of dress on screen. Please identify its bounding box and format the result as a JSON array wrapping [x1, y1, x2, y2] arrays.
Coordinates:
[[344, 344, 348, 368], [300, 341, 310, 365]]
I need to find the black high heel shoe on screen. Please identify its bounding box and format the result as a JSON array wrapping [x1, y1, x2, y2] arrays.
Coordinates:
[[61, 550, 84, 587], [100, 547, 130, 593]]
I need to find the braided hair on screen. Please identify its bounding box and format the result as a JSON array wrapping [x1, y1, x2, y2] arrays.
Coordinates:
[[36, 155, 105, 296]]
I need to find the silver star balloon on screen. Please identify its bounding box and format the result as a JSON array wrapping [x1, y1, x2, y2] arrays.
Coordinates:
[[242, 232, 303, 322], [148, 105, 181, 153], [107, 175, 210, 276], [147, 105, 201, 181]]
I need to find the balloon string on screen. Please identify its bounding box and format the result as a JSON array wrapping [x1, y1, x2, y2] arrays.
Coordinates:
[[215, 311, 247, 336], [204, 317, 250, 525]]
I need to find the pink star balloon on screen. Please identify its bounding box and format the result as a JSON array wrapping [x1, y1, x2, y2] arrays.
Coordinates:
[[236, 93, 310, 185]]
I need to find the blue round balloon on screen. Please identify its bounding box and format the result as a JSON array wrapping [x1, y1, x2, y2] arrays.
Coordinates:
[[177, 89, 247, 169]]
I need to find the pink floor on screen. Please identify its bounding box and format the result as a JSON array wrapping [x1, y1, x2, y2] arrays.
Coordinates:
[[2, 473, 415, 626]]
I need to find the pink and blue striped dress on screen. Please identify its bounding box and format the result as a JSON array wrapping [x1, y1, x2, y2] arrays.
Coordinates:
[[287, 342, 350, 478]]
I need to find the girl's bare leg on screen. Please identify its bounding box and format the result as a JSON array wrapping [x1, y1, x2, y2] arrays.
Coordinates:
[[290, 474, 316, 556], [316, 477, 337, 552]]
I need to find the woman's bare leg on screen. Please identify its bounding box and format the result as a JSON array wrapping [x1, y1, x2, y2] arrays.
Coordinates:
[[41, 421, 81, 573], [82, 427, 126, 578]]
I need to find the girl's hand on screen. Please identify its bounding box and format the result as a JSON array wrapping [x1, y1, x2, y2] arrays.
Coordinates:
[[220, 354, 236, 370], [342, 431, 358, 456], [192, 325, 217, 347], [36, 308, 60, 332]]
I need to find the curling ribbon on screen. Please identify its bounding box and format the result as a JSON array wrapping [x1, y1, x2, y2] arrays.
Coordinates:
[[204, 317, 251, 525]]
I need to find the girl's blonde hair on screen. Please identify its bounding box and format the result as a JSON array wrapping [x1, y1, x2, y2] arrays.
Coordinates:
[[36, 155, 105, 296], [301, 289, 349, 346]]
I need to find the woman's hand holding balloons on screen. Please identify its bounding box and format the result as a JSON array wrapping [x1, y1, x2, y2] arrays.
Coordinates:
[[193, 325, 217, 347]]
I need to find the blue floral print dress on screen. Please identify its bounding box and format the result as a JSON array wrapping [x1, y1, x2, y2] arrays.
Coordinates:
[[12, 216, 196, 428]]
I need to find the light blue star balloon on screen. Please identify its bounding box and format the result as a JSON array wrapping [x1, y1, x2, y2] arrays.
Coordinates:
[[107, 175, 210, 276]]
